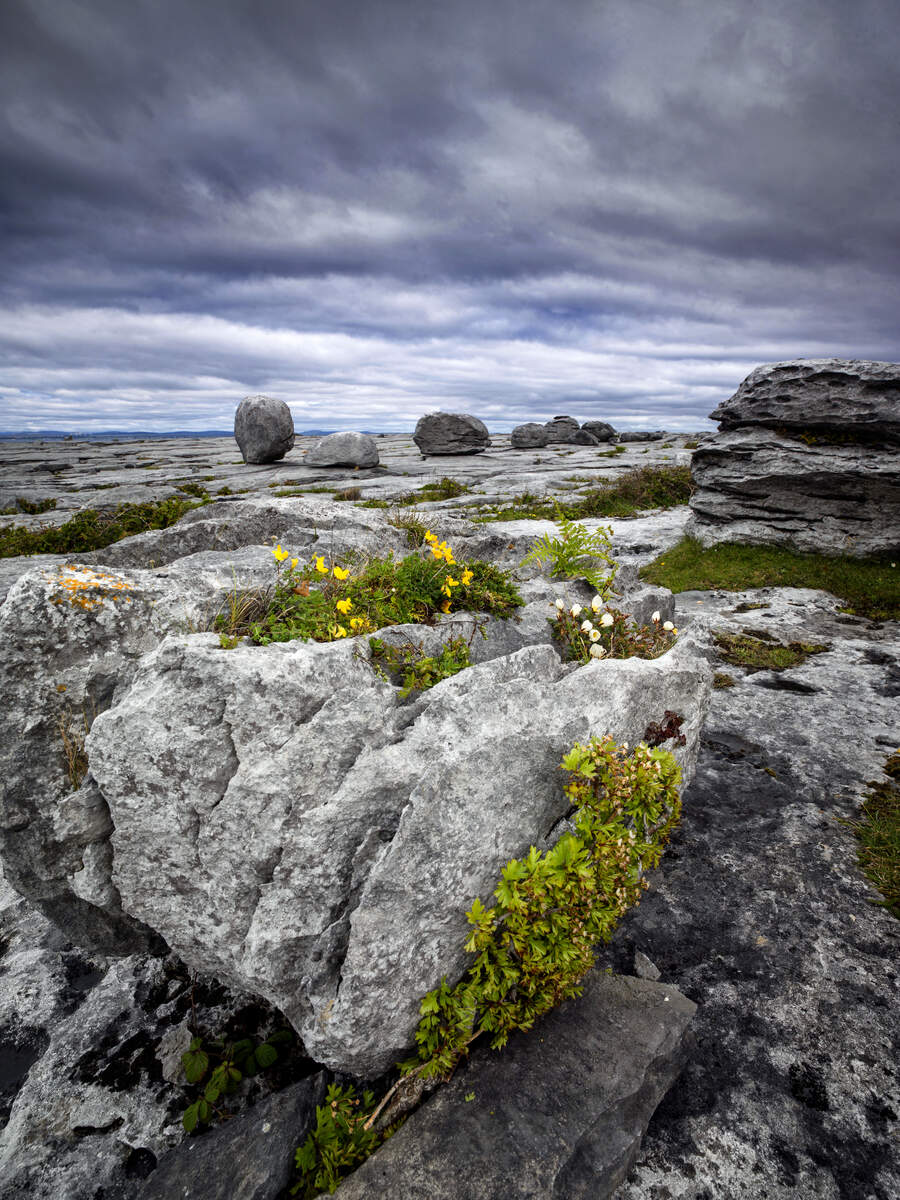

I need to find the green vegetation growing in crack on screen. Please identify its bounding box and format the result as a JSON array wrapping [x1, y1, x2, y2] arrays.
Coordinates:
[[711, 630, 829, 672], [291, 733, 683, 1198], [416, 476, 470, 500], [520, 513, 618, 596], [0, 494, 203, 558], [475, 464, 693, 521], [0, 497, 58, 516], [369, 634, 472, 697], [218, 535, 522, 646], [849, 752, 900, 919], [640, 537, 900, 621], [713, 671, 736, 688]]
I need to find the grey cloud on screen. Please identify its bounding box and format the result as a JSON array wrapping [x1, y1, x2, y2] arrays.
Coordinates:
[[0, 0, 898, 432]]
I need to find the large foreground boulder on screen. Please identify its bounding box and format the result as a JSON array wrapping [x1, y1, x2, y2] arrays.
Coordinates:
[[305, 431, 379, 468], [86, 634, 710, 1077], [234, 395, 295, 464], [413, 413, 491, 456], [688, 359, 900, 556]]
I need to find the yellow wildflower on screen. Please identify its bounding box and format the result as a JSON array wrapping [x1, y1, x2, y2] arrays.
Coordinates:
[[272, 544, 289, 562], [441, 599, 451, 613], [315, 556, 329, 575], [336, 598, 353, 615], [461, 568, 474, 586], [441, 575, 459, 598], [290, 558, 299, 570], [424, 530, 437, 544], [333, 625, 348, 639], [333, 566, 350, 581]]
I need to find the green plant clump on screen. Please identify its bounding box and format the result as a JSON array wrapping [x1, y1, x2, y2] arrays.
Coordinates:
[[416, 476, 470, 500], [181, 1030, 292, 1132], [0, 495, 200, 558], [712, 630, 829, 672], [225, 536, 522, 646], [520, 512, 618, 596], [402, 735, 682, 1080], [850, 752, 900, 919], [293, 1084, 386, 1198], [0, 496, 58, 516], [479, 464, 693, 522], [369, 635, 472, 697], [640, 537, 900, 621], [551, 601, 677, 663]]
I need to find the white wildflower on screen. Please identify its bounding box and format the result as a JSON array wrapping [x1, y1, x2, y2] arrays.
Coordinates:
[[651, 610, 661, 622], [663, 620, 675, 631], [589, 629, 601, 642], [591, 595, 603, 612], [555, 598, 565, 610], [600, 612, 614, 628], [580, 619, 593, 632], [589, 643, 605, 659], [570, 604, 582, 617]]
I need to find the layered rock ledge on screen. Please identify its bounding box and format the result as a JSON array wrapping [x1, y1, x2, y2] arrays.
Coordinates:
[[688, 359, 900, 557]]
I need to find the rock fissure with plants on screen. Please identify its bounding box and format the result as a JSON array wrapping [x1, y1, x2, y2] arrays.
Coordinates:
[[291, 731, 684, 1196]]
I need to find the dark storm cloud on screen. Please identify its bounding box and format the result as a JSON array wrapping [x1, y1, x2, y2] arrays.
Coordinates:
[[1, 0, 898, 432]]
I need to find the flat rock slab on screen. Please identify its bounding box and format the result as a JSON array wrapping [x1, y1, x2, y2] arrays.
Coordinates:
[[338, 973, 695, 1200], [143, 1074, 327, 1200]]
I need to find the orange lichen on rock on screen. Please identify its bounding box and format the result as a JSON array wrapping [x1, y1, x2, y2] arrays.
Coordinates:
[[46, 566, 136, 612]]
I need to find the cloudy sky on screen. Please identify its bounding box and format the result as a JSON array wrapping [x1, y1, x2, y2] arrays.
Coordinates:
[[1, 0, 898, 435]]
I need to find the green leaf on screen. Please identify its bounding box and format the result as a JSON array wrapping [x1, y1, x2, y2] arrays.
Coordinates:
[[254, 1041, 279, 1069], [182, 1101, 200, 1133], [181, 1048, 209, 1084]]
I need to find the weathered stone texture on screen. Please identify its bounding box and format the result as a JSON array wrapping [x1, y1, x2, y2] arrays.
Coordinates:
[[305, 431, 379, 468], [510, 422, 550, 448], [413, 413, 491, 455], [337, 973, 696, 1200], [544, 415, 580, 443], [689, 359, 900, 556], [234, 395, 294, 464], [582, 420, 617, 442], [87, 634, 710, 1077]]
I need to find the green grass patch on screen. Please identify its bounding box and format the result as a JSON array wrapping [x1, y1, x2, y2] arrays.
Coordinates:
[[850, 753, 900, 919], [477, 464, 693, 522], [712, 630, 829, 672], [640, 537, 900, 621], [713, 671, 736, 689], [0, 495, 201, 558], [416, 477, 470, 500], [357, 498, 391, 508]]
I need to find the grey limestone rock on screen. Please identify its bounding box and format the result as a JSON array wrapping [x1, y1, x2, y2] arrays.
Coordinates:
[[544, 415, 580, 443], [582, 420, 617, 442], [510, 422, 550, 449], [618, 431, 664, 442], [234, 395, 295, 464], [142, 1074, 328, 1200], [571, 427, 600, 445], [689, 359, 900, 556], [336, 972, 696, 1200], [413, 412, 491, 455], [710, 357, 900, 439], [304, 431, 380, 468], [86, 634, 710, 1077]]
